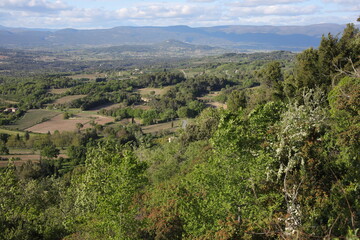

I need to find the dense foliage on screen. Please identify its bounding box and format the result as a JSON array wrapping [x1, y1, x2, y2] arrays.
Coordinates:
[[0, 24, 359, 239]]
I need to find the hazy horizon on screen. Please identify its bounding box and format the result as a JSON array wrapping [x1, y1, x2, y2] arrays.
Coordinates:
[[1, 22, 354, 31]]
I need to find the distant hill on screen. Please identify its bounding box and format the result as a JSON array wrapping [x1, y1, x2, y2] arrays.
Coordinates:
[[0, 24, 351, 51]]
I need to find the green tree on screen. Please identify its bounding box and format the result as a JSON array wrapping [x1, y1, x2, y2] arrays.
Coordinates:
[[24, 131, 30, 141], [0, 143, 9, 154], [226, 90, 247, 112], [176, 102, 285, 238], [271, 90, 330, 237], [75, 122, 83, 132], [66, 141, 147, 239], [291, 48, 320, 96], [142, 109, 158, 125], [177, 106, 192, 118], [40, 144, 60, 159], [0, 164, 68, 240]]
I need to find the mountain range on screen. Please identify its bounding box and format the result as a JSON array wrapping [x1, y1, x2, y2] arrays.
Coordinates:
[[0, 24, 351, 51]]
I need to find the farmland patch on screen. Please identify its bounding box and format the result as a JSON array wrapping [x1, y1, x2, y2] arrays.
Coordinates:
[[48, 88, 70, 94], [26, 112, 114, 133], [53, 95, 87, 105], [142, 120, 181, 134], [137, 86, 172, 97], [6, 109, 60, 131]]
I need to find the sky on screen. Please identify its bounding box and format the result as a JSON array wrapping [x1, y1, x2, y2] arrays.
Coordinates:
[[0, 0, 358, 29]]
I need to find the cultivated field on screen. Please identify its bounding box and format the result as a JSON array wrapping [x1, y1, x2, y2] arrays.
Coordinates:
[[26, 112, 114, 133], [7, 109, 61, 130], [53, 95, 87, 105]]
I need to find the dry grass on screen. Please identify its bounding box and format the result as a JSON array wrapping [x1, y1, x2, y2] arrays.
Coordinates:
[[53, 95, 87, 105], [0, 154, 67, 167], [205, 102, 227, 109], [142, 120, 181, 134], [137, 86, 172, 97], [0, 128, 30, 136], [26, 112, 114, 133], [9, 148, 36, 155], [48, 88, 70, 94], [69, 73, 106, 80], [87, 103, 124, 111], [198, 91, 227, 109], [0, 98, 19, 104], [117, 118, 142, 125], [133, 104, 151, 110], [0, 159, 39, 167]]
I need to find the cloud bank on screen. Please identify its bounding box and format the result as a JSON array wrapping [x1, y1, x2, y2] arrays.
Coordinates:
[[0, 0, 357, 28]]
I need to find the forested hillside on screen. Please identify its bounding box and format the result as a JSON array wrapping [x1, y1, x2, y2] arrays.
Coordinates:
[[0, 23, 359, 239]]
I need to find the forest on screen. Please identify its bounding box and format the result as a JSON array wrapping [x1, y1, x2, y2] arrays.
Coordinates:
[[0, 23, 359, 240]]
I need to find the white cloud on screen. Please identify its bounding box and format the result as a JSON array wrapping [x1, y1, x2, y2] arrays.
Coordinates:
[[231, 0, 306, 7], [232, 14, 355, 25], [0, 0, 70, 12], [187, 0, 218, 2], [116, 4, 204, 19], [229, 4, 319, 16], [322, 0, 359, 3], [0, 0, 356, 29]]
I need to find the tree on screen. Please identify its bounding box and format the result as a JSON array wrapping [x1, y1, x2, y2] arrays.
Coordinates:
[[24, 131, 30, 141], [272, 90, 330, 237], [142, 109, 158, 125], [40, 144, 60, 159], [226, 90, 247, 111], [0, 143, 9, 155], [63, 112, 69, 119], [66, 141, 147, 239], [259, 61, 283, 88], [177, 106, 192, 118], [187, 100, 205, 116], [258, 61, 285, 100], [176, 101, 285, 239], [292, 48, 320, 95], [0, 164, 68, 239], [75, 122, 83, 132], [318, 33, 339, 88]]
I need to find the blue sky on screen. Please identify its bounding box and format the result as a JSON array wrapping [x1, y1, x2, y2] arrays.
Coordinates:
[[0, 0, 358, 29]]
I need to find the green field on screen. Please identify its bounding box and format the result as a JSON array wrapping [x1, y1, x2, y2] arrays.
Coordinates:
[[5, 109, 61, 131], [0, 128, 28, 136], [53, 95, 87, 105], [141, 120, 183, 134]]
